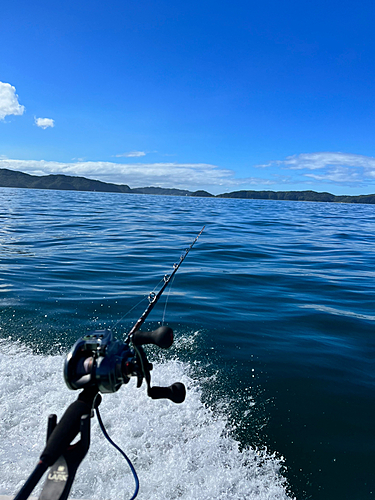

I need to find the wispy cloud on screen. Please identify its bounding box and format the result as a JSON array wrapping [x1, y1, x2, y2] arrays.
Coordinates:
[[113, 151, 146, 158], [0, 158, 268, 193], [3, 152, 374, 194], [35, 117, 55, 129], [306, 167, 361, 183], [0, 82, 25, 120], [258, 152, 375, 187], [279, 152, 375, 171]]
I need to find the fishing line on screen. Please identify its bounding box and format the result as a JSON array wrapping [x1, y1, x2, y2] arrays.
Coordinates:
[[96, 407, 139, 500], [161, 273, 176, 325], [112, 295, 148, 331], [112, 276, 166, 331]]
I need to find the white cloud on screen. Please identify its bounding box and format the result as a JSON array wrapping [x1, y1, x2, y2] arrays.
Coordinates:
[[306, 167, 361, 183], [0, 82, 25, 120], [0, 158, 269, 193], [114, 151, 146, 158], [280, 152, 375, 171], [257, 152, 375, 187], [35, 117, 55, 129], [4, 152, 374, 194]]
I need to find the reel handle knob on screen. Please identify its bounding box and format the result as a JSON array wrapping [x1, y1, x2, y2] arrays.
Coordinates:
[[132, 326, 174, 348], [148, 383, 186, 404]]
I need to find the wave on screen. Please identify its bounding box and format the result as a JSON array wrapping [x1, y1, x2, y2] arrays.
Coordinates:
[[0, 339, 293, 500]]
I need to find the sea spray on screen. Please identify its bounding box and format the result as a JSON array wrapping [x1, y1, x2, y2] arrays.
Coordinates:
[[0, 339, 293, 500]]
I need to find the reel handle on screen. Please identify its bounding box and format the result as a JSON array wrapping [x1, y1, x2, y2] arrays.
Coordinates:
[[148, 382, 186, 404], [132, 326, 174, 348]]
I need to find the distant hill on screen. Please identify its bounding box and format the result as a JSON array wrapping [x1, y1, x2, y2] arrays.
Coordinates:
[[0, 168, 374, 204], [130, 186, 191, 196], [0, 168, 132, 193], [217, 189, 375, 204], [0, 168, 204, 196], [190, 190, 215, 197]]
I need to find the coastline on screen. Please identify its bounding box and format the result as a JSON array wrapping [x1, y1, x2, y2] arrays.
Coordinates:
[[1, 167, 374, 204]]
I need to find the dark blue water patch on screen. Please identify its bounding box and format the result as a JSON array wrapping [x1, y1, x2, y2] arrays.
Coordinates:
[[261, 378, 375, 499]]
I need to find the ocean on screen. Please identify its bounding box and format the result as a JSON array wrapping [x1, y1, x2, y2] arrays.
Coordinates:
[[0, 187, 374, 500]]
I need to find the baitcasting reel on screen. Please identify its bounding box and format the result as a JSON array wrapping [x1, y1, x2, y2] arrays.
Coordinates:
[[64, 326, 186, 403]]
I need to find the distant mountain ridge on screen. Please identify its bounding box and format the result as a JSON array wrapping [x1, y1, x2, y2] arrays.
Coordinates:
[[0, 168, 132, 193], [0, 167, 374, 204], [216, 189, 375, 204]]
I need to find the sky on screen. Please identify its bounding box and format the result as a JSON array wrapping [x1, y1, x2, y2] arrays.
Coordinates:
[[1, 0, 375, 195]]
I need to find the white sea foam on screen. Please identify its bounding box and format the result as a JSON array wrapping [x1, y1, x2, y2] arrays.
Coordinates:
[[0, 339, 293, 499]]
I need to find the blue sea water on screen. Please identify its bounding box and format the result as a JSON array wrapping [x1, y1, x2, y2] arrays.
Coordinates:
[[0, 187, 374, 500]]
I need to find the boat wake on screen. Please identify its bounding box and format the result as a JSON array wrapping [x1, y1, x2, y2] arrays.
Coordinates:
[[0, 339, 294, 499]]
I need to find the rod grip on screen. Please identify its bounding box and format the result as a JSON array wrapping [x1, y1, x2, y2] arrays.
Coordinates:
[[40, 390, 96, 466], [148, 383, 186, 404], [132, 326, 174, 348]]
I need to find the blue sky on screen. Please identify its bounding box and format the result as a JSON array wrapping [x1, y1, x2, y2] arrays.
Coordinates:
[[1, 0, 375, 195]]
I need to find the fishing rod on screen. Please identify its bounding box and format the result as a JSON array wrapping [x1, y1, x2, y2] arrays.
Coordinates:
[[127, 225, 205, 339], [13, 227, 205, 500]]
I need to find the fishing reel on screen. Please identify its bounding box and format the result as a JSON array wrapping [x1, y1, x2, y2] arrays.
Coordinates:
[[64, 326, 186, 403]]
